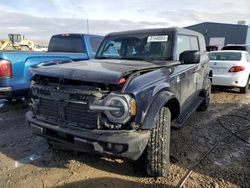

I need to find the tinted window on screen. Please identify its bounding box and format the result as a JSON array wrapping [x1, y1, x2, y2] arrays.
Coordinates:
[[97, 34, 173, 61], [48, 35, 85, 53], [208, 52, 242, 61], [221, 46, 246, 51], [89, 37, 103, 53], [176, 35, 199, 60]]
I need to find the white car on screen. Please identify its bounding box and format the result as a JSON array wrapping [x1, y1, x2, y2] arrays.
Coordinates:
[[33, 45, 48, 52], [208, 50, 250, 93]]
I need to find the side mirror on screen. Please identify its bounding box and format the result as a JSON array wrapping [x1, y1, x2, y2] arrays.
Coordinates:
[[179, 50, 200, 64]]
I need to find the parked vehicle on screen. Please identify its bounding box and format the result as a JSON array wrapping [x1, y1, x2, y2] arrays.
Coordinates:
[[221, 44, 250, 53], [33, 45, 48, 52], [208, 50, 250, 93], [0, 33, 103, 100], [206, 45, 219, 52], [26, 27, 211, 177]]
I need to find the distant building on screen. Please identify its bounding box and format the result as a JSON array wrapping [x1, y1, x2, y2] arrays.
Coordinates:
[[186, 22, 250, 49]]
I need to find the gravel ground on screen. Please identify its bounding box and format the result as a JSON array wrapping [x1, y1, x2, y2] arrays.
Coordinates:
[[0, 89, 250, 188]]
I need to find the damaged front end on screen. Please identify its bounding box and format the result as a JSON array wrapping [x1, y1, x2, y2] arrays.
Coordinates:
[[30, 75, 137, 130], [26, 75, 150, 160]]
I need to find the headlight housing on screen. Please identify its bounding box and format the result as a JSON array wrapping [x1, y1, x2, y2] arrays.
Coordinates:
[[89, 93, 136, 124]]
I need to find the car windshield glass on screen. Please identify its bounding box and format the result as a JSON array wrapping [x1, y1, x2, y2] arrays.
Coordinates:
[[208, 52, 242, 61], [96, 34, 173, 61], [48, 35, 85, 53]]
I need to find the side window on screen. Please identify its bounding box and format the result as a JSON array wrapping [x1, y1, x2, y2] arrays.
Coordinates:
[[176, 35, 199, 60], [102, 41, 122, 57], [245, 53, 250, 62], [89, 37, 103, 53], [190, 36, 199, 51]]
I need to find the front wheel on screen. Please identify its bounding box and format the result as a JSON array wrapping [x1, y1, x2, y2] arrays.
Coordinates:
[[146, 107, 171, 177], [239, 78, 249, 94]]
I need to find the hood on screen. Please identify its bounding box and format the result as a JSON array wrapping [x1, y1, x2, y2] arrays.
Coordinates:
[[30, 59, 167, 85]]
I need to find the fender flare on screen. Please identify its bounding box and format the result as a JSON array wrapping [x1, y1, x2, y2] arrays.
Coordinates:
[[141, 91, 180, 129]]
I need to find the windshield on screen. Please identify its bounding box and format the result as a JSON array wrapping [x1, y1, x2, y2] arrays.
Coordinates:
[[208, 52, 242, 61], [96, 34, 173, 61]]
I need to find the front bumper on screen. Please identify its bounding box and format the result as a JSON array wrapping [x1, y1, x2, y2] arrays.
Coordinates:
[[0, 87, 12, 99], [26, 111, 150, 160]]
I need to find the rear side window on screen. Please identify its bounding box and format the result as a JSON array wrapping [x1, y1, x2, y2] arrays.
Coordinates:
[[208, 52, 242, 61], [176, 35, 199, 60], [221, 46, 246, 51], [48, 35, 85, 53], [245, 53, 250, 62], [89, 37, 103, 53]]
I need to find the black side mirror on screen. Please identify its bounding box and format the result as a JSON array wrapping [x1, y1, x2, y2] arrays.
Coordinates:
[[179, 50, 200, 64]]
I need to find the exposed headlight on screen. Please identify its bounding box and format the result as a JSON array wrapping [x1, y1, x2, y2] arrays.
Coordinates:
[[89, 93, 136, 124]]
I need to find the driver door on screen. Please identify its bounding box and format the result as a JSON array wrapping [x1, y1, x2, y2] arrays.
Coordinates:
[[176, 35, 199, 105]]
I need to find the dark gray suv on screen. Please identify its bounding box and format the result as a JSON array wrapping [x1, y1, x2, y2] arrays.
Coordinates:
[[26, 27, 212, 177]]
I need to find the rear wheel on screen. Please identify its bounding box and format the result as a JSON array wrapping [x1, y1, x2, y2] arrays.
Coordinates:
[[240, 78, 249, 94], [146, 107, 171, 177], [20, 45, 30, 51]]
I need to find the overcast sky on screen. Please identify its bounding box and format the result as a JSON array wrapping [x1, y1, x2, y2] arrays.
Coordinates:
[[0, 0, 249, 43]]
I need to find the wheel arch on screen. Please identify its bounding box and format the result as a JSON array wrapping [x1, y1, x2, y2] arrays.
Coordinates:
[[209, 70, 213, 82], [141, 91, 180, 129], [164, 98, 180, 121]]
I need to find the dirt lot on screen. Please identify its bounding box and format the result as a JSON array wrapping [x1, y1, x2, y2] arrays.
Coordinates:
[[0, 89, 250, 188]]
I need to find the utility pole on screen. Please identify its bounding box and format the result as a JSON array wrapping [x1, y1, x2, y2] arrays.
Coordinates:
[[86, 19, 89, 34]]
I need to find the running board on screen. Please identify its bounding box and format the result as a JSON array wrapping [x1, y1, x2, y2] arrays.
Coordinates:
[[172, 97, 204, 129]]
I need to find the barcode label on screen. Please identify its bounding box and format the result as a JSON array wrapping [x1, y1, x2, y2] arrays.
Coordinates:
[[147, 35, 168, 42]]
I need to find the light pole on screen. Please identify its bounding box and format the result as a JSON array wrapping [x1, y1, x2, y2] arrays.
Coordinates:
[[86, 19, 89, 34]]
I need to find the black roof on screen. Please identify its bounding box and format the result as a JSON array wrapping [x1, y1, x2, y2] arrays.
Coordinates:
[[106, 27, 203, 37], [51, 33, 103, 38]]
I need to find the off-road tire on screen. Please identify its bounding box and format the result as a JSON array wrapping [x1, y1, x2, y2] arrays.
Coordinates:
[[239, 78, 249, 94], [20, 45, 30, 51], [146, 107, 171, 177], [197, 79, 211, 111], [3, 45, 15, 51]]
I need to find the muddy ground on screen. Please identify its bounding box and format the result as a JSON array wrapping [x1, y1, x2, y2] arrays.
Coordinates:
[[0, 88, 250, 188]]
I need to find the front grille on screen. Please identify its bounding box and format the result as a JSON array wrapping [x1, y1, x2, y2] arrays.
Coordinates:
[[36, 98, 97, 129]]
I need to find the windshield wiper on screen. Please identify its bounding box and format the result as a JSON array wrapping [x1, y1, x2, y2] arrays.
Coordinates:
[[119, 57, 164, 63], [119, 57, 144, 60]]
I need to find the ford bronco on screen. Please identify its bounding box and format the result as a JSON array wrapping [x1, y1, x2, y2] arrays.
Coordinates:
[[26, 27, 212, 177]]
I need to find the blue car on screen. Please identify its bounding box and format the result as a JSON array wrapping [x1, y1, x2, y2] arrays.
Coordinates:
[[0, 33, 103, 100]]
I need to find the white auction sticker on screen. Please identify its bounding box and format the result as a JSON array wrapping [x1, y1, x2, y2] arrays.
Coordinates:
[[147, 35, 168, 42]]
